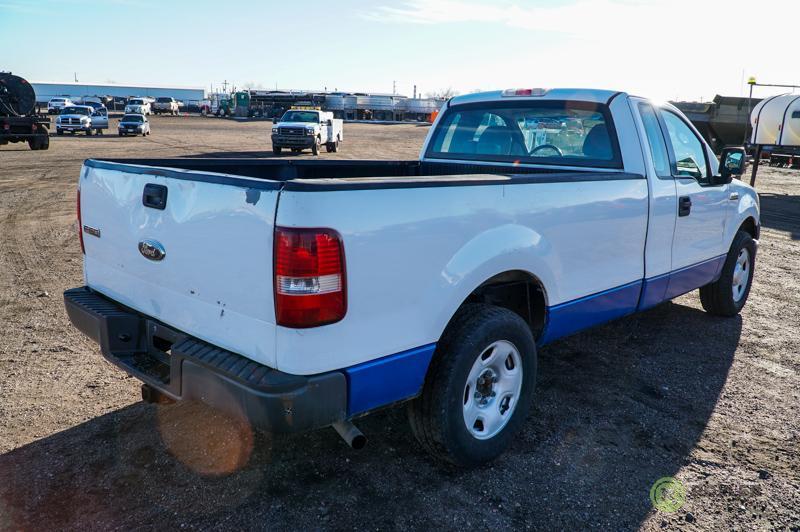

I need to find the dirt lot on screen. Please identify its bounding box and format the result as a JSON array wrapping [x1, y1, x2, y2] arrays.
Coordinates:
[[0, 116, 798, 531]]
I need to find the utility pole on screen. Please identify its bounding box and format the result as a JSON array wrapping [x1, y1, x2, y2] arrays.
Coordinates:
[[74, 72, 78, 82], [744, 76, 755, 144], [413, 84, 417, 99], [393, 80, 396, 95], [221, 79, 229, 93]]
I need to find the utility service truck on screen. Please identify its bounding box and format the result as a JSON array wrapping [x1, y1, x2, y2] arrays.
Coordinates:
[[64, 88, 758, 466], [271, 108, 343, 155]]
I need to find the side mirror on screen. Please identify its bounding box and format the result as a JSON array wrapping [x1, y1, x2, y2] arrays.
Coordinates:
[[326, 119, 333, 126], [718, 146, 746, 183]]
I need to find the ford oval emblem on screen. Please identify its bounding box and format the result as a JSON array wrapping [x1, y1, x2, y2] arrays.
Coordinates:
[[138, 239, 166, 261]]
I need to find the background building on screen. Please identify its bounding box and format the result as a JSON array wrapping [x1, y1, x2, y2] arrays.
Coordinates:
[[31, 81, 205, 106]]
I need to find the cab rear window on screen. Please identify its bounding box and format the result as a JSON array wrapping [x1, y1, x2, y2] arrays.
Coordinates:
[[426, 100, 622, 168]]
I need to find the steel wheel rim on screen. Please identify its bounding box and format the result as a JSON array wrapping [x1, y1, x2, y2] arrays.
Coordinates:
[[732, 248, 750, 302], [462, 340, 523, 440]]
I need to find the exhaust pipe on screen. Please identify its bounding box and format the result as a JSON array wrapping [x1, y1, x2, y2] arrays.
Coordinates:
[[332, 420, 367, 450]]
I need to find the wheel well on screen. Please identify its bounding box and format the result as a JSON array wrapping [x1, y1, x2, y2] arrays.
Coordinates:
[[461, 271, 547, 341], [739, 217, 759, 240]]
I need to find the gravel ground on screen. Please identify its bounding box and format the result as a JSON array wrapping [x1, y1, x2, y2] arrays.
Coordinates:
[[0, 116, 798, 531]]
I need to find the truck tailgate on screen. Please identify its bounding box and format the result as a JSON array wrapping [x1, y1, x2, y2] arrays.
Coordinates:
[[79, 161, 280, 367]]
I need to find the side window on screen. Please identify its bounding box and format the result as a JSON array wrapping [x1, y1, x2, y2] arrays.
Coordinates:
[[638, 103, 671, 178], [660, 111, 709, 182]]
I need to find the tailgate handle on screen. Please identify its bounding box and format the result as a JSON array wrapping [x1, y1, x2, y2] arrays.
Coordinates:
[[142, 183, 168, 210]]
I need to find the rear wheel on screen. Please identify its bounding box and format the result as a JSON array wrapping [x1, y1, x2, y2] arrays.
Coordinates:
[[408, 304, 537, 467], [273, 146, 282, 155], [699, 230, 756, 316], [57, 129, 63, 136], [38, 129, 49, 150], [28, 138, 39, 150], [85, 129, 92, 136]]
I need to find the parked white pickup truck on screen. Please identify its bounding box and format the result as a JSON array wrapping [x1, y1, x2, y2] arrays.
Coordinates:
[[64, 88, 759, 466], [56, 105, 109, 136], [152, 97, 179, 115], [124, 98, 152, 116], [271, 109, 343, 155]]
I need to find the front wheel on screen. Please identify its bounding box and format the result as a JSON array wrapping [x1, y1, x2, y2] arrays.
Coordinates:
[[273, 146, 282, 155], [408, 304, 537, 467], [311, 138, 320, 156], [700, 230, 756, 316]]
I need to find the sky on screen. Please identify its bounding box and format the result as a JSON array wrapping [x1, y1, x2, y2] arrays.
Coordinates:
[[1, 0, 797, 102]]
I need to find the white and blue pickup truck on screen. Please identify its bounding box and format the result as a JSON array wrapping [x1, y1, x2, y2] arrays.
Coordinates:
[[64, 88, 759, 466]]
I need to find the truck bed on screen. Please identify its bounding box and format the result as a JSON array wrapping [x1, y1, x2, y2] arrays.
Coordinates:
[[88, 158, 638, 188]]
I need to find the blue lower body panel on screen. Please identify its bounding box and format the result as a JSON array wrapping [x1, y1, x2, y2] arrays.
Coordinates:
[[343, 255, 727, 415], [639, 255, 726, 310], [540, 280, 643, 345], [344, 343, 437, 416]]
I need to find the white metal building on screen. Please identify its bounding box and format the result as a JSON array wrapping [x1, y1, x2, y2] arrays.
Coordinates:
[[31, 81, 205, 104]]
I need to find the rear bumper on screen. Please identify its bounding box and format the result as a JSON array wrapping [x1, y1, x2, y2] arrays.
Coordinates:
[[63, 287, 347, 433]]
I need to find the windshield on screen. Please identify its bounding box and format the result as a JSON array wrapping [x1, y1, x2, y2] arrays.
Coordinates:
[[280, 111, 319, 123], [128, 99, 144, 105], [156, 97, 172, 103], [122, 115, 144, 123], [426, 101, 620, 168], [61, 106, 90, 115], [51, 99, 66, 103]]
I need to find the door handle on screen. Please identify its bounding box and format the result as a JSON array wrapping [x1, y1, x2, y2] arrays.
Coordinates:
[[729, 192, 739, 201], [678, 196, 692, 217]]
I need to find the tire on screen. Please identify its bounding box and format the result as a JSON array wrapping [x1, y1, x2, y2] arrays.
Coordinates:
[[56, 129, 63, 136], [273, 146, 281, 155], [699, 230, 756, 317], [333, 138, 340, 152], [325, 142, 333, 153], [28, 138, 39, 150], [118, 132, 123, 137], [311, 138, 319, 156], [408, 304, 537, 467], [38, 132, 49, 150], [85, 129, 92, 136]]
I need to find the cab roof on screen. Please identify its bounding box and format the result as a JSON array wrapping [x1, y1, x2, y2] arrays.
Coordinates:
[[448, 88, 625, 106]]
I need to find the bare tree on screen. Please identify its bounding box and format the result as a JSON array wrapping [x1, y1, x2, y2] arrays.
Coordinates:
[[424, 87, 460, 99]]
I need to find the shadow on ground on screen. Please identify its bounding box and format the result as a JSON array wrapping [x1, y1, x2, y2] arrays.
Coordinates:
[[758, 193, 800, 239], [0, 302, 739, 530]]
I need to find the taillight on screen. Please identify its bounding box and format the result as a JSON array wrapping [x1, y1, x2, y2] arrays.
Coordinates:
[[76, 188, 85, 254], [274, 227, 346, 328]]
